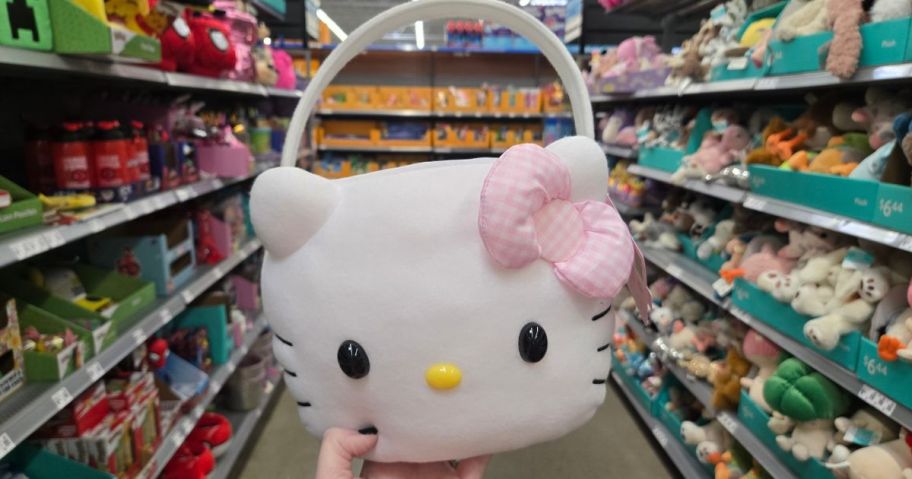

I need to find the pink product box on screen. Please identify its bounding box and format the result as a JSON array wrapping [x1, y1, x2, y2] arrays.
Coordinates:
[[593, 67, 671, 94], [196, 144, 253, 178], [207, 214, 234, 258], [230, 274, 260, 311]]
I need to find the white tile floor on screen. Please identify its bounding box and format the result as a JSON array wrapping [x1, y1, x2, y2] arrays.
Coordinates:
[[236, 383, 675, 478]]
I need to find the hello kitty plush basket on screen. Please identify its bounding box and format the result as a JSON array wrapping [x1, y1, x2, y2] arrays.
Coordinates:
[[250, 0, 651, 464]]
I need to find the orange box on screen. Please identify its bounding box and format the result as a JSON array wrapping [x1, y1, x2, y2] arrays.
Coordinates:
[[433, 87, 488, 113], [434, 123, 490, 149], [488, 87, 542, 114], [491, 124, 543, 150], [317, 120, 379, 148], [321, 85, 377, 110], [377, 87, 432, 112]]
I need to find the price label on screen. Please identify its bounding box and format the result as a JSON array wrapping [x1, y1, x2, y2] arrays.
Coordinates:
[[896, 235, 912, 252], [209, 380, 221, 394], [43, 231, 65, 249], [829, 217, 852, 230], [131, 329, 145, 346], [212, 179, 224, 189], [858, 385, 897, 416], [124, 206, 138, 220], [152, 196, 168, 210], [86, 361, 105, 382], [718, 413, 739, 434], [182, 289, 195, 304], [171, 431, 186, 447], [181, 420, 194, 435], [89, 219, 105, 233], [727, 57, 749, 71], [712, 278, 733, 297], [651, 425, 669, 446], [666, 264, 683, 278], [213, 266, 224, 278], [159, 309, 173, 326], [10, 235, 48, 260], [175, 188, 192, 202], [756, 77, 779, 89], [52, 387, 73, 410], [0, 433, 14, 458], [743, 196, 767, 210]]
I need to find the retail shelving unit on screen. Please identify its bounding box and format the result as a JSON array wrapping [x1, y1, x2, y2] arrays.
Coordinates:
[[601, 144, 638, 159], [0, 238, 262, 461], [610, 371, 709, 479], [317, 109, 572, 119], [140, 314, 272, 478], [623, 315, 799, 479], [0, 46, 303, 98], [627, 164, 748, 203]]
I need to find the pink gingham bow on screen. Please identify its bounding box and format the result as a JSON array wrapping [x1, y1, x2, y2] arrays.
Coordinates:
[[478, 144, 651, 318]]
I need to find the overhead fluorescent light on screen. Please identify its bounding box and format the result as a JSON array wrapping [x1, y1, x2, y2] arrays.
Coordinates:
[[316, 8, 347, 41], [415, 20, 425, 49]]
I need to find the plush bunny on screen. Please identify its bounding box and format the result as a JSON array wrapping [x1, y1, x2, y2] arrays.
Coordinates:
[[804, 266, 892, 350], [829, 408, 900, 464], [250, 137, 652, 463], [777, 419, 838, 461], [697, 219, 736, 260], [671, 126, 751, 185], [776, 0, 829, 41], [682, 419, 734, 464], [826, 429, 912, 479]]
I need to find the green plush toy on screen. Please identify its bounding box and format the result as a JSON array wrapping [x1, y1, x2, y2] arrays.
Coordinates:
[[763, 358, 851, 421]]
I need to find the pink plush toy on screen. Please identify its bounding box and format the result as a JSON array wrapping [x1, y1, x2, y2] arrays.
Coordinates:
[[671, 125, 751, 184], [852, 88, 912, 151], [774, 219, 840, 261]]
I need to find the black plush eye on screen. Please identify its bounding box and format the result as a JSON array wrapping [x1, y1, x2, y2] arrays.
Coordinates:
[[337, 340, 370, 379], [518, 322, 548, 363]]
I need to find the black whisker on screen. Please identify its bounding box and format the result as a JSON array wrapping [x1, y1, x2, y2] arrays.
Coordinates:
[[297, 401, 312, 407], [597, 343, 611, 352], [591, 305, 611, 321], [276, 333, 294, 346], [592, 379, 607, 385], [359, 426, 378, 435], [284, 369, 298, 377]]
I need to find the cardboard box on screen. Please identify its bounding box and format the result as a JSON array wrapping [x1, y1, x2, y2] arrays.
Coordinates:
[[5, 444, 115, 479], [0, 0, 53, 51], [19, 304, 87, 381], [748, 165, 880, 223], [47, 0, 159, 61], [0, 175, 43, 235], [592, 67, 671, 95], [196, 144, 253, 178], [35, 382, 109, 439], [175, 303, 233, 366], [321, 85, 377, 110], [638, 147, 684, 173], [732, 279, 861, 370]]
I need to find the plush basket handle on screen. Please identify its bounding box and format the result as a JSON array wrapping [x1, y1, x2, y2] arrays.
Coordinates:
[[281, 0, 593, 167]]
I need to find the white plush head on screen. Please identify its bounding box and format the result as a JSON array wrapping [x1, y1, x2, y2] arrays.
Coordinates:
[[250, 137, 650, 463]]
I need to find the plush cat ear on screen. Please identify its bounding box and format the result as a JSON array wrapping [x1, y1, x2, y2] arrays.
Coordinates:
[[545, 136, 609, 202], [250, 167, 340, 258]]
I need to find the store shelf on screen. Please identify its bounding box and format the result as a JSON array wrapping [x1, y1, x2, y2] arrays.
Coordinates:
[[0, 238, 261, 462], [316, 145, 508, 155], [601, 144, 638, 159], [315, 109, 571, 119], [0, 46, 302, 99], [210, 378, 285, 479], [591, 63, 912, 105], [742, 193, 912, 254], [0, 164, 269, 270], [639, 246, 912, 433], [615, 201, 650, 217], [610, 372, 708, 479], [627, 164, 748, 203], [143, 313, 270, 478], [265, 87, 303, 98]]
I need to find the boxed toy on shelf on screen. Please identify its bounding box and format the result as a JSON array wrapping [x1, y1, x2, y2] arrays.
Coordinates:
[[433, 123, 490, 149], [18, 304, 86, 382], [321, 85, 377, 110], [377, 86, 433, 112], [433, 86, 488, 113]]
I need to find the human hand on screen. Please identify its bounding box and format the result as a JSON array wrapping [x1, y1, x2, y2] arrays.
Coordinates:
[[315, 428, 490, 479]]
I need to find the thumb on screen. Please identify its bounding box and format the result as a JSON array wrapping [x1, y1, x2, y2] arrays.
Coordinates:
[[316, 428, 378, 479], [456, 455, 492, 479]]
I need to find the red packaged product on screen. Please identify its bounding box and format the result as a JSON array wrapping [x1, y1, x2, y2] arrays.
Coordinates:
[[50, 122, 92, 190], [24, 126, 56, 193], [130, 121, 151, 182], [91, 120, 131, 188]]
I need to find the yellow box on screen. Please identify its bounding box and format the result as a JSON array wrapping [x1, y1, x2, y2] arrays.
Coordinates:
[[317, 120, 379, 148], [377, 87, 432, 112], [321, 85, 377, 110], [433, 87, 488, 113], [434, 123, 490, 149], [488, 88, 542, 114]]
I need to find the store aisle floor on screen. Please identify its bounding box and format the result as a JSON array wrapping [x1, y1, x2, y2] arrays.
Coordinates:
[[237, 382, 676, 478]]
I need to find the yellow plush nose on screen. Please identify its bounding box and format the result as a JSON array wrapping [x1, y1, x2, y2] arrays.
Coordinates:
[[425, 363, 462, 390]]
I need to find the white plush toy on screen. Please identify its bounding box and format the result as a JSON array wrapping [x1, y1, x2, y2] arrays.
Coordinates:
[[775, 418, 836, 461], [697, 219, 736, 260], [250, 138, 651, 463], [681, 419, 733, 463], [870, 0, 912, 23], [826, 429, 912, 479], [828, 408, 900, 465], [804, 267, 892, 351]]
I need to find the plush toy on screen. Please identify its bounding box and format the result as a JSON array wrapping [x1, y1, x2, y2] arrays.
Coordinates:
[[212, 0, 257, 82], [681, 419, 734, 464], [824, 0, 865, 79], [870, 0, 912, 22], [139, 5, 195, 72], [829, 408, 900, 463], [185, 12, 237, 78], [105, 0, 151, 34], [804, 266, 892, 351], [774, 219, 841, 262], [253, 22, 277, 86], [825, 429, 912, 479], [272, 48, 296, 89], [722, 243, 796, 284], [739, 329, 783, 412], [249, 137, 652, 462], [874, 281, 912, 362], [671, 126, 751, 185], [630, 212, 681, 250], [601, 110, 633, 145], [697, 219, 736, 260], [710, 347, 752, 410], [777, 419, 838, 461], [776, 0, 829, 41]]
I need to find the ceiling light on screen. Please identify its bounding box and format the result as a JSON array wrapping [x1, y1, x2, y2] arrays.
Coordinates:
[[415, 20, 425, 49], [316, 8, 348, 42]]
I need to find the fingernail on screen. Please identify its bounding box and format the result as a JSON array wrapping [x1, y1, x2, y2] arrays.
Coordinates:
[[359, 426, 378, 435]]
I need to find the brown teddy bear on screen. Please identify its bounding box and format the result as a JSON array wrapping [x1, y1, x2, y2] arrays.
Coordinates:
[[710, 347, 752, 411]]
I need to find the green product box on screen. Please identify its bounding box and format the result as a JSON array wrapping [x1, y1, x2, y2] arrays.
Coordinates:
[[768, 17, 912, 76], [0, 0, 53, 51], [855, 337, 912, 411], [872, 183, 912, 234], [748, 165, 879, 223], [615, 363, 654, 414], [731, 279, 861, 371], [2, 278, 115, 357], [5, 445, 115, 479], [639, 147, 684, 173], [256, 0, 285, 16], [70, 264, 155, 326], [709, 60, 767, 82], [0, 175, 43, 236], [19, 304, 87, 381], [174, 304, 233, 366], [47, 0, 159, 61]]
